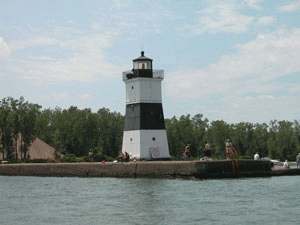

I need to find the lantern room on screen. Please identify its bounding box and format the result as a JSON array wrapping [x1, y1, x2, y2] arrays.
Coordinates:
[[132, 51, 153, 78]]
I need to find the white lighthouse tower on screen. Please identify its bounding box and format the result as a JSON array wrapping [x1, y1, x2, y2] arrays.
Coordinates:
[[121, 51, 170, 160]]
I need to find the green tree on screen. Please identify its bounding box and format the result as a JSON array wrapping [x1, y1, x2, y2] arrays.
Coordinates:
[[268, 120, 281, 160], [34, 108, 54, 146], [95, 108, 124, 159], [9, 97, 23, 160], [293, 120, 300, 155], [73, 108, 98, 156], [165, 116, 181, 158], [0, 98, 13, 159], [277, 120, 296, 161], [165, 114, 208, 159], [231, 122, 254, 158], [191, 114, 209, 157], [20, 102, 41, 159], [253, 123, 269, 158], [207, 120, 231, 159]]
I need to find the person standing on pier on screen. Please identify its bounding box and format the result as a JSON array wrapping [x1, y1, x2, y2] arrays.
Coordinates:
[[205, 140, 212, 160], [184, 144, 191, 160], [283, 160, 290, 169], [225, 139, 232, 160], [124, 152, 130, 162], [118, 152, 125, 162], [88, 151, 93, 162], [296, 153, 300, 168], [254, 152, 260, 160]]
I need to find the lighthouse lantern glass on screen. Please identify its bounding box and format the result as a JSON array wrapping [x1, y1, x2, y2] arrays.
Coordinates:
[[133, 61, 152, 70]]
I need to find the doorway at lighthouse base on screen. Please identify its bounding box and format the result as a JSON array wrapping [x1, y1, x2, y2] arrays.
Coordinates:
[[122, 130, 170, 160]]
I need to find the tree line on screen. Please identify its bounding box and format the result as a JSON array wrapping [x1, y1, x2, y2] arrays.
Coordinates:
[[0, 97, 41, 160], [1, 96, 299, 161], [166, 115, 300, 161]]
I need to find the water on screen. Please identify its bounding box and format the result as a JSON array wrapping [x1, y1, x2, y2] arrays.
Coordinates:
[[1, 175, 299, 225]]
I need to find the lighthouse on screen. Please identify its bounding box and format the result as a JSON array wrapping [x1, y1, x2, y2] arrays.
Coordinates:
[[121, 51, 170, 160]]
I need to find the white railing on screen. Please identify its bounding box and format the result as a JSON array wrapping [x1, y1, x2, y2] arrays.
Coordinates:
[[153, 69, 164, 79], [122, 69, 164, 81]]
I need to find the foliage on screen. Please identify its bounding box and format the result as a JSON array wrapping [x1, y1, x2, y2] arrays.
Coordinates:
[[6, 158, 50, 164], [166, 114, 209, 159], [62, 153, 77, 162], [0, 97, 41, 160], [76, 156, 89, 162], [30, 159, 51, 163], [1, 96, 300, 162]]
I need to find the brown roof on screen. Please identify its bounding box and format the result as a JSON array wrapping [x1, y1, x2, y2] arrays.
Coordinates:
[[1, 136, 63, 160], [26, 137, 58, 160]]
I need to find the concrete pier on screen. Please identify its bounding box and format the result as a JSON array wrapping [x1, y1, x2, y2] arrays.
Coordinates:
[[2, 160, 299, 178]]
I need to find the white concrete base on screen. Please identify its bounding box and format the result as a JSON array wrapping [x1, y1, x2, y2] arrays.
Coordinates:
[[122, 130, 170, 160]]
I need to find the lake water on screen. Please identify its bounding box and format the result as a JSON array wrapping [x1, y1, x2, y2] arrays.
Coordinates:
[[0, 175, 299, 225]]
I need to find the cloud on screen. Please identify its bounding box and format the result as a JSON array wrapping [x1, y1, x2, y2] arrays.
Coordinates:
[[0, 37, 10, 58], [53, 93, 69, 100], [113, 0, 133, 8], [256, 16, 275, 26], [91, 23, 102, 31], [26, 56, 56, 61], [88, 11, 97, 15], [10, 36, 63, 50], [64, 33, 115, 51], [166, 28, 300, 122], [5, 31, 123, 83], [223, 94, 298, 123], [257, 95, 274, 100], [177, 0, 254, 35], [243, 96, 255, 102], [8, 50, 121, 83], [67, 20, 76, 25], [277, 0, 300, 12], [118, 21, 137, 28], [289, 84, 300, 93], [244, 0, 263, 10], [79, 93, 93, 100], [111, 3, 181, 34]]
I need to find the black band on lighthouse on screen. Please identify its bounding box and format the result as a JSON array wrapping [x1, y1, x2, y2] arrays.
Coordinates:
[[124, 103, 166, 131]]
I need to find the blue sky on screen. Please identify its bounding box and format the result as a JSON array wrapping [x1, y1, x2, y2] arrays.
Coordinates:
[[0, 0, 300, 124]]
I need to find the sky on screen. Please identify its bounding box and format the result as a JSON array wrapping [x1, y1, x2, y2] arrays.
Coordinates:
[[0, 0, 300, 124]]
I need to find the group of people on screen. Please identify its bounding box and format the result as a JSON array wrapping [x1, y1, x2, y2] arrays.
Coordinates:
[[117, 151, 130, 162], [183, 139, 215, 161], [184, 141, 300, 167], [88, 145, 300, 166], [254, 152, 300, 169], [183, 139, 234, 161], [87, 150, 131, 163], [183, 140, 212, 161]]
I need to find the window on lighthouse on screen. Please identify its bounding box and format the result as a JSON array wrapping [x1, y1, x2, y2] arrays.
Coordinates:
[[133, 60, 152, 70], [138, 61, 147, 69], [133, 61, 151, 70]]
